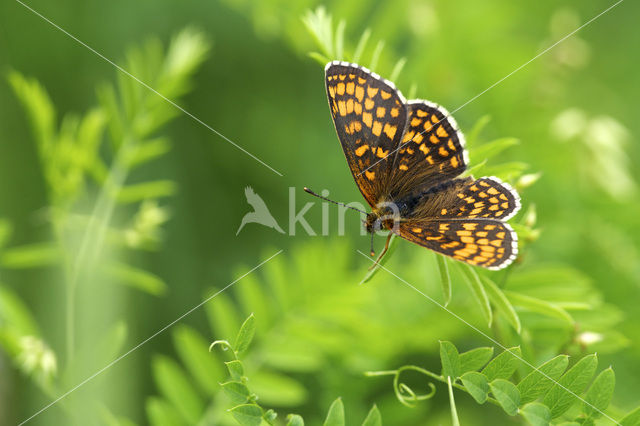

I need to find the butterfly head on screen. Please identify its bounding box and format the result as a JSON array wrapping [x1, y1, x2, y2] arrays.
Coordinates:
[[365, 202, 401, 234], [364, 212, 382, 234]]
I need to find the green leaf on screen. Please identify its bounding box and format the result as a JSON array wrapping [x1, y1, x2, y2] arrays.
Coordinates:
[[264, 409, 277, 423], [251, 370, 308, 406], [368, 39, 384, 71], [96, 83, 124, 145], [173, 325, 224, 395], [221, 381, 251, 405], [323, 398, 345, 426], [286, 414, 305, 426], [505, 291, 574, 323], [226, 360, 245, 381], [104, 262, 168, 295], [117, 180, 177, 204], [621, 406, 640, 426], [459, 347, 494, 374], [8, 72, 56, 153], [482, 161, 528, 182], [482, 347, 521, 381], [520, 402, 551, 426], [466, 115, 491, 147], [145, 397, 184, 426], [1, 242, 61, 269], [490, 379, 520, 416], [334, 19, 345, 59], [352, 28, 371, 63], [229, 404, 263, 426], [205, 292, 241, 344], [481, 276, 521, 332], [308, 51, 329, 65], [472, 137, 519, 163], [361, 404, 381, 426], [0, 286, 39, 337], [436, 254, 452, 306], [458, 263, 492, 326], [460, 372, 489, 404], [543, 354, 598, 418], [126, 137, 171, 167], [447, 376, 461, 426], [234, 313, 256, 355], [583, 367, 615, 420], [152, 356, 204, 424], [235, 273, 270, 329], [518, 355, 569, 404], [94, 321, 128, 366], [389, 57, 406, 82], [464, 159, 488, 178], [440, 341, 461, 378]]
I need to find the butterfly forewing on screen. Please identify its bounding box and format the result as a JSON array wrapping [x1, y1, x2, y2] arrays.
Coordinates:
[[389, 101, 468, 198], [398, 219, 518, 270], [326, 61, 408, 206]]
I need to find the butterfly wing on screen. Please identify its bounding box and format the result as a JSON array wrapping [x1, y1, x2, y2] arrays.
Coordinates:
[[326, 61, 408, 206], [396, 176, 521, 269], [397, 218, 518, 270], [406, 177, 521, 221], [388, 100, 468, 199]]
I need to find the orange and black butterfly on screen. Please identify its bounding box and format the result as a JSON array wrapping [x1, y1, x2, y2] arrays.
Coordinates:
[[307, 61, 521, 270]]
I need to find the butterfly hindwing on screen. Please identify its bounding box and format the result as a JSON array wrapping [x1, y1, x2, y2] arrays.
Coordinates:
[[406, 177, 521, 221], [389, 101, 468, 198], [445, 177, 521, 220], [398, 219, 518, 270], [326, 61, 408, 206]]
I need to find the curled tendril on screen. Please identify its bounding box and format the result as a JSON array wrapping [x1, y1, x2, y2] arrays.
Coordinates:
[[209, 339, 233, 353], [393, 366, 438, 407]]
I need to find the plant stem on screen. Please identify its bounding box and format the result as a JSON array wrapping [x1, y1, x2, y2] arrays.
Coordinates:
[[63, 137, 131, 364], [448, 376, 461, 426], [366, 365, 504, 408]]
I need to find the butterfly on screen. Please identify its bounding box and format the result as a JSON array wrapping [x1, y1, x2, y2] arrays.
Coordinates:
[[314, 61, 521, 270]]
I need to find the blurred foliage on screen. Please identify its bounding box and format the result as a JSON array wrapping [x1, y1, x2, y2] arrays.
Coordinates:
[[1, 1, 639, 425], [1, 27, 210, 424]]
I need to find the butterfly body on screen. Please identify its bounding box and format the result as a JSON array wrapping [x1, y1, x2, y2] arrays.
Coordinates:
[[324, 61, 521, 270]]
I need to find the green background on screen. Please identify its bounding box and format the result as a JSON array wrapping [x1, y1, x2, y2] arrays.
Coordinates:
[[1, 0, 639, 424]]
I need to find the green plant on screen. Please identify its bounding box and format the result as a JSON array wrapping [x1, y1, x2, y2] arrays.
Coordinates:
[[367, 340, 640, 425], [210, 314, 383, 426], [1, 27, 210, 423], [139, 10, 632, 426]]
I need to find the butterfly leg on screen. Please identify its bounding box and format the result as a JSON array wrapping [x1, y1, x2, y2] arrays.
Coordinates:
[[368, 233, 393, 271]]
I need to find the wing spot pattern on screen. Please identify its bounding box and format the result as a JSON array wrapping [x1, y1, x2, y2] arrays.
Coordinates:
[[384, 123, 397, 139], [355, 145, 369, 157], [346, 82, 355, 95], [363, 112, 372, 127], [372, 121, 382, 136], [338, 100, 346, 116]]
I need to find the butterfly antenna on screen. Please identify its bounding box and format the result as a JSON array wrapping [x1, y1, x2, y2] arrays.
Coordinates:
[[370, 232, 375, 257], [303, 187, 367, 215]]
